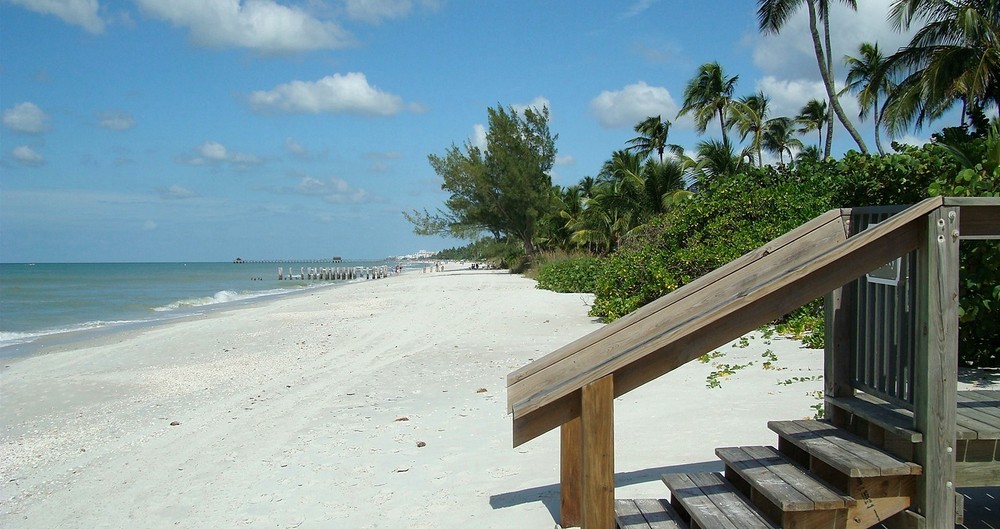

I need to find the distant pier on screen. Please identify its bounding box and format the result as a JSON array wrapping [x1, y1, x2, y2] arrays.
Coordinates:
[[277, 265, 390, 281], [235, 257, 342, 264]]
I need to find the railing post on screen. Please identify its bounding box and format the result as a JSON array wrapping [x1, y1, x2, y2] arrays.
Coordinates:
[[560, 417, 582, 528], [914, 205, 959, 526], [581, 375, 615, 529], [824, 285, 854, 424]]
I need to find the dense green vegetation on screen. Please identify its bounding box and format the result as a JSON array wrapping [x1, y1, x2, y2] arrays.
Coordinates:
[[414, 1, 999, 366]]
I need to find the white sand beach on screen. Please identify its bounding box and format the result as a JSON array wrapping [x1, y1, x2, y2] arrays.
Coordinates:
[[0, 266, 883, 528]]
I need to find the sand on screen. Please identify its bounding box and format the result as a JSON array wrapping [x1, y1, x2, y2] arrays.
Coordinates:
[[0, 265, 852, 528]]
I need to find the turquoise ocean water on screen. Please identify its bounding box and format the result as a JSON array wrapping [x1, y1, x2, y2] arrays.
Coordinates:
[[0, 261, 393, 358]]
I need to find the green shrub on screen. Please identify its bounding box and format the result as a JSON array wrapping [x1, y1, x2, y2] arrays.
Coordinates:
[[590, 166, 830, 321], [590, 245, 676, 320], [535, 256, 602, 293], [930, 126, 1000, 367]]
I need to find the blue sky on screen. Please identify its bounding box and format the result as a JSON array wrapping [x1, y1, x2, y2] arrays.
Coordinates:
[[1, 0, 932, 262]]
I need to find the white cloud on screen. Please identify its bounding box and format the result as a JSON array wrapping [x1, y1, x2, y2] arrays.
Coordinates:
[[135, 0, 354, 52], [755, 76, 828, 119], [248, 72, 406, 116], [98, 110, 135, 130], [185, 140, 262, 168], [471, 123, 487, 151], [3, 102, 50, 134], [555, 154, 575, 166], [512, 96, 551, 115], [751, 0, 917, 79], [5, 0, 104, 33], [894, 134, 930, 149], [199, 141, 228, 161], [291, 175, 370, 204], [11, 145, 45, 166], [589, 81, 679, 128], [143, 220, 158, 231]]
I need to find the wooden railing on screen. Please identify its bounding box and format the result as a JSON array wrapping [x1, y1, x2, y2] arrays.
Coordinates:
[[847, 206, 919, 408], [507, 197, 1000, 529]]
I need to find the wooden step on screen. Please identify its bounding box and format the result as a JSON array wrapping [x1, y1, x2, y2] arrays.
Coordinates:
[[768, 420, 921, 478], [768, 420, 922, 528], [717, 446, 853, 528], [662, 472, 778, 529], [615, 498, 687, 529]]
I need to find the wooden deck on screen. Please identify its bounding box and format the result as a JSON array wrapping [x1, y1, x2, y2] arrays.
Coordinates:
[[827, 390, 1000, 487]]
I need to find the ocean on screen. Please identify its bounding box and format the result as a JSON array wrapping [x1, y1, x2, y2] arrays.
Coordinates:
[[0, 260, 396, 358]]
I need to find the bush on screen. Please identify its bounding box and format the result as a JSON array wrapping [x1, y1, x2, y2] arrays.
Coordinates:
[[589, 166, 830, 321], [535, 256, 602, 293]]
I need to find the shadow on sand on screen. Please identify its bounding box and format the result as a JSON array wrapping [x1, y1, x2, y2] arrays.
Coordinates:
[[488, 460, 722, 522]]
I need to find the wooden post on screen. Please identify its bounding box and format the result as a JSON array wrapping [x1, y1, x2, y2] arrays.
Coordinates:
[[825, 286, 854, 424], [914, 206, 959, 526], [581, 375, 615, 529], [560, 417, 582, 528]]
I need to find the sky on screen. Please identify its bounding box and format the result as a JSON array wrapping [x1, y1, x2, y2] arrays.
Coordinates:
[[0, 0, 939, 263]]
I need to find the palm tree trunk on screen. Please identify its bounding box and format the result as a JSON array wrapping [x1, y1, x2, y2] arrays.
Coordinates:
[[807, 1, 868, 154], [822, 8, 835, 158], [874, 99, 885, 155], [717, 106, 729, 146]]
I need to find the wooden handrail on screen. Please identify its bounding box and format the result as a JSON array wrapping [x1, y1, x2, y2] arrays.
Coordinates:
[[508, 197, 953, 447], [508, 197, 1000, 529]]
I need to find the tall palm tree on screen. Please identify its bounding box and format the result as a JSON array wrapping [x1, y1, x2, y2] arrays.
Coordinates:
[[678, 62, 739, 146], [881, 0, 1000, 135], [843, 42, 894, 154], [757, 0, 870, 155], [762, 117, 805, 164], [730, 92, 772, 167], [627, 116, 671, 162], [796, 98, 829, 152]]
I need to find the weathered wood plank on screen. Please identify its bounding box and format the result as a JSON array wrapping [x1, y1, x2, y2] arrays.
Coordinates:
[[826, 394, 923, 443], [581, 375, 614, 529], [824, 285, 854, 413], [614, 499, 686, 529], [913, 205, 960, 528], [769, 420, 921, 478], [633, 499, 685, 529], [744, 445, 855, 510], [957, 391, 1000, 422], [942, 198, 1000, 239], [510, 198, 947, 445], [663, 472, 778, 529], [560, 416, 582, 528], [717, 445, 854, 512], [955, 461, 1000, 487]]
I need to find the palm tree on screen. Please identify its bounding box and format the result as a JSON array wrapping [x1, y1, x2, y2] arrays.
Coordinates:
[[693, 138, 751, 180], [843, 42, 894, 154], [796, 144, 822, 163], [796, 99, 829, 152], [881, 0, 1000, 135], [642, 159, 686, 214], [627, 116, 671, 162], [730, 92, 772, 167], [678, 62, 739, 146], [757, 0, 869, 155], [762, 117, 805, 164]]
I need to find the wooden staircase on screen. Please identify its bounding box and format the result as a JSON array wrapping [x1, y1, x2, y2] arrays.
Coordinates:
[[615, 420, 923, 529]]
